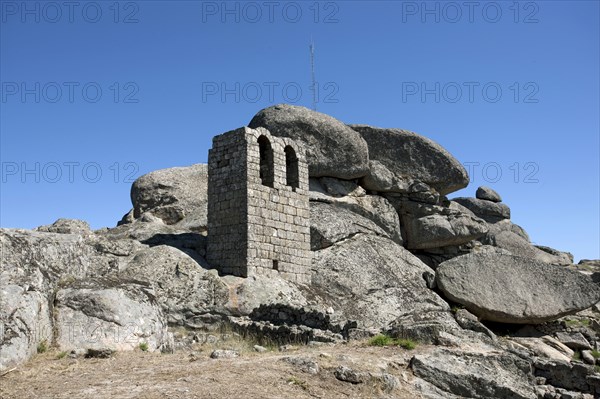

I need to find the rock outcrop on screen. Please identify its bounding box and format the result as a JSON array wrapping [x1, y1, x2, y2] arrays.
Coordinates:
[[436, 252, 600, 323], [2, 107, 599, 399]]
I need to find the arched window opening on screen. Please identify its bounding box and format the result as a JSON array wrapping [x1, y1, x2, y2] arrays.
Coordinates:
[[285, 145, 299, 191], [258, 135, 274, 187]]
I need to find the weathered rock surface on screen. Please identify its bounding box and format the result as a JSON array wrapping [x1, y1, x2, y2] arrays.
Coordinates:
[[535, 245, 575, 265], [476, 186, 502, 202], [310, 178, 402, 246], [129, 163, 208, 229], [248, 104, 369, 179], [281, 356, 320, 374], [350, 125, 469, 195], [0, 227, 148, 370], [534, 358, 598, 394], [482, 230, 571, 265], [484, 218, 530, 242], [0, 283, 52, 372], [116, 245, 229, 325], [411, 349, 536, 399], [315, 177, 366, 198], [55, 278, 173, 353], [555, 332, 592, 351], [436, 253, 600, 323], [510, 336, 574, 363], [310, 234, 451, 331], [210, 349, 240, 359], [454, 309, 496, 340], [453, 197, 511, 223], [387, 309, 465, 345], [1, 229, 94, 289], [36, 218, 92, 235], [310, 201, 392, 250], [221, 274, 308, 317], [387, 199, 488, 250]]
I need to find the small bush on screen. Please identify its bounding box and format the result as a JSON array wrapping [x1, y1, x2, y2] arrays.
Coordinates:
[[37, 340, 48, 354], [572, 351, 581, 361], [368, 334, 394, 347], [287, 376, 308, 390], [56, 351, 68, 359], [396, 338, 417, 350], [591, 349, 600, 359], [139, 342, 149, 352], [565, 319, 591, 328], [595, 365, 600, 374], [368, 335, 418, 350], [451, 305, 464, 314]]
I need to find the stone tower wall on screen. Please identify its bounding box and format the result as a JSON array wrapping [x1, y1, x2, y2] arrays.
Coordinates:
[[207, 126, 311, 284]]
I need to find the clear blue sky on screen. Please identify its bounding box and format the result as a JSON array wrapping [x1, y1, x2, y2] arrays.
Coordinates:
[[1, 1, 598, 261]]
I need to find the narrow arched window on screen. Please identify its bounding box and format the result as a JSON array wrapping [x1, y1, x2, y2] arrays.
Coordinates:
[[285, 145, 299, 191], [258, 135, 274, 187]]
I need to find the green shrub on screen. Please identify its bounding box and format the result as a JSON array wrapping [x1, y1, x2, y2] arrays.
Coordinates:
[[451, 305, 465, 314], [565, 319, 590, 327], [396, 338, 417, 350], [368, 334, 394, 347], [368, 334, 418, 350], [591, 349, 600, 359], [56, 351, 68, 359], [37, 340, 48, 354], [139, 342, 149, 352]]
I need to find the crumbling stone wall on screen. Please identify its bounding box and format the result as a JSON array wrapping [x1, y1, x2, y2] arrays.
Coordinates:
[[207, 126, 311, 284]]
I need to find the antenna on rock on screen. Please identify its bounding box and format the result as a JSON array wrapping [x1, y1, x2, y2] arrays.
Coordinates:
[[309, 37, 317, 111]]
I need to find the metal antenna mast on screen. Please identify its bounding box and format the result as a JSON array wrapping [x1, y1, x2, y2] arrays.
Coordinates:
[[309, 38, 317, 111]]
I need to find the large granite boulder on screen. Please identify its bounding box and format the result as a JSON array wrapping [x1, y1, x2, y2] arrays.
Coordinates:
[[55, 278, 173, 353], [476, 186, 502, 202], [436, 253, 600, 323], [128, 163, 208, 229], [350, 125, 469, 195], [248, 104, 369, 179], [453, 197, 510, 223]]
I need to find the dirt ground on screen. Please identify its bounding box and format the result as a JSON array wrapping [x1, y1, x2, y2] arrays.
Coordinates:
[[0, 337, 428, 399]]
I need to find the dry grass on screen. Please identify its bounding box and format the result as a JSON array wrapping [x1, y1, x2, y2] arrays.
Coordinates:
[[0, 335, 427, 399]]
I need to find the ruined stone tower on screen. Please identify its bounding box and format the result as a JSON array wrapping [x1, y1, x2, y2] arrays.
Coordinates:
[[206, 126, 311, 284]]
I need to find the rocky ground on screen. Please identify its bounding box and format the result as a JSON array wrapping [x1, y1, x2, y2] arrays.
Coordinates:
[[2, 104, 599, 398]]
